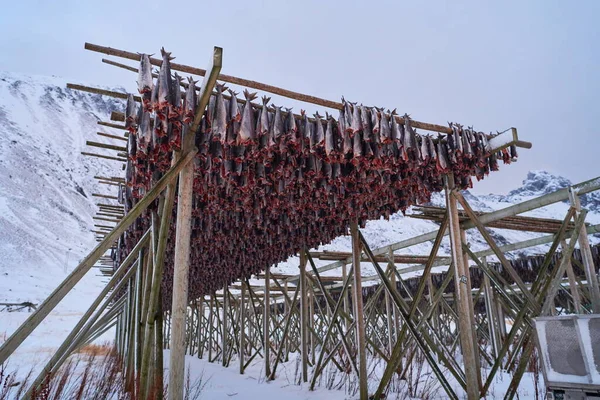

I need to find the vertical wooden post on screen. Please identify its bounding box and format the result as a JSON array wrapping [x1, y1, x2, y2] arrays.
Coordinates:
[[223, 285, 229, 367], [570, 189, 600, 312], [389, 249, 400, 340], [169, 46, 222, 400], [350, 221, 368, 400], [444, 175, 480, 400], [299, 249, 309, 383], [135, 248, 146, 376], [482, 258, 501, 359], [264, 265, 271, 378], [283, 281, 289, 361], [308, 283, 315, 365], [341, 263, 349, 329], [561, 240, 583, 313], [155, 294, 164, 400], [385, 264, 394, 356], [239, 282, 246, 374], [208, 295, 214, 362]]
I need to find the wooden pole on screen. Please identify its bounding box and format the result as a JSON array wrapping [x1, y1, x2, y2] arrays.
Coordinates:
[[222, 285, 229, 367], [444, 175, 480, 400], [299, 249, 309, 383], [81, 151, 127, 162], [350, 221, 368, 400], [239, 282, 246, 374], [155, 293, 164, 400], [264, 265, 271, 379], [169, 46, 222, 400], [561, 240, 583, 313], [97, 131, 128, 142]]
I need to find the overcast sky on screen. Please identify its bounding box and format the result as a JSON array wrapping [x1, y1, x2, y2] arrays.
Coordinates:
[[1, 0, 598, 194]]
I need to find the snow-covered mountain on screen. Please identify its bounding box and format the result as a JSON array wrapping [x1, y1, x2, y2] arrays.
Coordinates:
[[0, 71, 598, 297], [0, 72, 123, 307]]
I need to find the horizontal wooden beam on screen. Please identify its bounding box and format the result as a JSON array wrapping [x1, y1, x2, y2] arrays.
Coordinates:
[[86, 140, 127, 152], [97, 121, 127, 131], [81, 151, 126, 162], [97, 131, 127, 142], [92, 193, 118, 200]]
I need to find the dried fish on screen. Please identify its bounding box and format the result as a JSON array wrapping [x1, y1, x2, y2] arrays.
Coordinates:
[[238, 90, 258, 144], [213, 83, 228, 144], [183, 77, 197, 125], [137, 53, 154, 112]]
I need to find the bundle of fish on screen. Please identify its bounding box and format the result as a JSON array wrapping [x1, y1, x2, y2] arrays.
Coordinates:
[[115, 49, 518, 305]]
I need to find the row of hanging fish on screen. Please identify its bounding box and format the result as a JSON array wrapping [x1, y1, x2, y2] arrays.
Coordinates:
[[116, 48, 519, 299]]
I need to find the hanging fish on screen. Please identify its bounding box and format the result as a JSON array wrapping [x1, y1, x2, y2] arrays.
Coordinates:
[[371, 107, 381, 135], [258, 96, 271, 137], [353, 128, 363, 162], [325, 112, 337, 158], [390, 110, 401, 142], [489, 151, 499, 171], [337, 106, 348, 135], [154, 111, 168, 138], [227, 89, 240, 145], [379, 108, 392, 144], [313, 112, 325, 148], [427, 136, 437, 163], [238, 90, 258, 144], [302, 111, 313, 150], [169, 73, 183, 120], [150, 73, 160, 112], [156, 48, 173, 119], [137, 109, 151, 156], [447, 123, 456, 151], [462, 127, 474, 159], [285, 108, 298, 148], [420, 134, 430, 164], [125, 93, 138, 133], [213, 83, 229, 144], [269, 105, 283, 147], [454, 124, 464, 156], [509, 144, 518, 160], [403, 114, 418, 159], [183, 77, 197, 125], [342, 97, 353, 132], [360, 105, 372, 142], [127, 127, 137, 161], [137, 53, 154, 112], [436, 137, 449, 172], [349, 102, 362, 137]]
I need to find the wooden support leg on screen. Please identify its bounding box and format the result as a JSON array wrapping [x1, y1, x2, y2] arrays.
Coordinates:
[[239, 282, 246, 374], [223, 284, 229, 367], [445, 176, 480, 400], [350, 222, 369, 400], [482, 259, 501, 359], [155, 293, 164, 400], [264, 265, 271, 378], [561, 240, 583, 313], [300, 249, 309, 383]]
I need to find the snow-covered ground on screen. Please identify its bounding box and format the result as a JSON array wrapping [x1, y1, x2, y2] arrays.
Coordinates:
[[0, 72, 598, 398]]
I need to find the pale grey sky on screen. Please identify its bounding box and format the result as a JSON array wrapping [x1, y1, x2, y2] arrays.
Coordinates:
[[1, 0, 598, 194]]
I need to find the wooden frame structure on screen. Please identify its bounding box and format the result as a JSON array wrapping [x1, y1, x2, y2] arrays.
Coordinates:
[[3, 42, 599, 400]]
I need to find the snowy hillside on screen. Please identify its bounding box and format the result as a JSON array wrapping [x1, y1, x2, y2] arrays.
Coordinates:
[[0, 72, 123, 307]]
